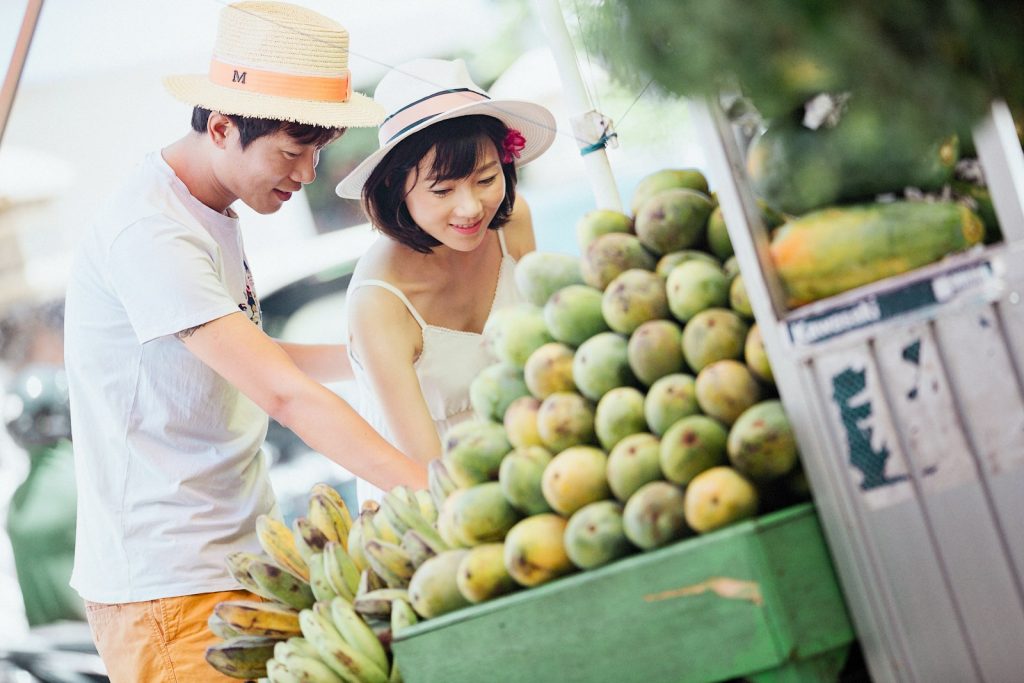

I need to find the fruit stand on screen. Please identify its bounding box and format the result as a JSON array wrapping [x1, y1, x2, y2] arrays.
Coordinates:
[[693, 99, 1024, 682]]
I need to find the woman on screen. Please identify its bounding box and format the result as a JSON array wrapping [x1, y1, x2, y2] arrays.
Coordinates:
[[336, 58, 556, 502]]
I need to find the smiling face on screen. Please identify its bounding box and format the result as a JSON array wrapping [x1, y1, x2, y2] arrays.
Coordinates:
[[213, 122, 324, 215], [402, 140, 507, 251]]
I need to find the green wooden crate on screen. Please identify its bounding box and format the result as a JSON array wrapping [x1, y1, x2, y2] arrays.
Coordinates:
[[392, 503, 855, 683]]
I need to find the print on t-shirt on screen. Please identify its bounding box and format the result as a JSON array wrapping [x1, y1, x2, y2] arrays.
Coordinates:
[[239, 259, 262, 328]]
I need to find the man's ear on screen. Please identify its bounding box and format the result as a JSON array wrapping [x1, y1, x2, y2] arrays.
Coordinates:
[[207, 112, 234, 149]]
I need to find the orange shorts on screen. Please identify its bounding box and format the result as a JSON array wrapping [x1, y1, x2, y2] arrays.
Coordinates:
[[85, 589, 258, 683]]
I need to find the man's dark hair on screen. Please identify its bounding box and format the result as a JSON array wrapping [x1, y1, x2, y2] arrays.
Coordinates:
[[362, 115, 518, 254], [191, 107, 343, 149]]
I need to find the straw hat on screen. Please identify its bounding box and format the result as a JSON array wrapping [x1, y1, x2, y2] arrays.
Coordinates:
[[335, 58, 557, 199], [163, 1, 384, 128]]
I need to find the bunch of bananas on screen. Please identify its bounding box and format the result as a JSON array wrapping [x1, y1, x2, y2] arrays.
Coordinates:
[[205, 482, 439, 682]]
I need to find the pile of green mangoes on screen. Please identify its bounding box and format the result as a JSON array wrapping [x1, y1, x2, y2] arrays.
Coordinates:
[[410, 168, 809, 619]]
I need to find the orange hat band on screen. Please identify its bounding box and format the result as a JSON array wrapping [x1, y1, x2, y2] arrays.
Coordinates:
[[208, 58, 352, 103]]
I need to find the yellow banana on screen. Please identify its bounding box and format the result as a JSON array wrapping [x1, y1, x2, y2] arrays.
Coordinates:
[[248, 557, 316, 611], [294, 516, 330, 560], [414, 488, 438, 525], [329, 597, 390, 675], [308, 552, 340, 604], [390, 597, 419, 638], [357, 567, 388, 599], [204, 635, 276, 680], [323, 541, 360, 600], [312, 483, 354, 532], [308, 493, 343, 545], [257, 514, 311, 582], [365, 506, 402, 545], [353, 588, 410, 621], [346, 515, 371, 573], [364, 540, 415, 589], [214, 600, 302, 639], [300, 605, 389, 683]]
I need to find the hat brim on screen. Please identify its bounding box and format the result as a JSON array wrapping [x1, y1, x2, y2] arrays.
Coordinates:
[[163, 74, 386, 129], [335, 99, 557, 199]]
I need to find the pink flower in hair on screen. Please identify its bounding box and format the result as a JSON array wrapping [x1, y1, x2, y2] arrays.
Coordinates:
[[501, 129, 527, 164]]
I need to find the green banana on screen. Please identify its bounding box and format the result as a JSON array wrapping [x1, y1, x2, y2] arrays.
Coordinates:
[[353, 588, 410, 621], [427, 459, 458, 511], [224, 551, 278, 601], [214, 600, 302, 639], [276, 636, 320, 660], [257, 514, 311, 582], [248, 557, 317, 611], [322, 541, 359, 602], [389, 661, 404, 683], [382, 493, 449, 553], [207, 611, 242, 640], [390, 598, 419, 638], [414, 489, 438, 525], [300, 606, 389, 683], [266, 657, 303, 683], [329, 597, 390, 675], [400, 530, 438, 570], [308, 552, 341, 604], [364, 540, 415, 589], [204, 635, 275, 679]]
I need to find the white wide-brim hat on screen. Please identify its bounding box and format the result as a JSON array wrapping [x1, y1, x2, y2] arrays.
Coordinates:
[[335, 58, 557, 199], [163, 1, 385, 128]]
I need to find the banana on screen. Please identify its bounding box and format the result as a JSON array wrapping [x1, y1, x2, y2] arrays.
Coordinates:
[[363, 505, 402, 545], [357, 567, 388, 602], [346, 515, 371, 573], [361, 500, 381, 515], [248, 557, 317, 611], [414, 488, 438, 525], [308, 493, 344, 545], [400, 530, 438, 570], [273, 639, 344, 683], [427, 459, 458, 511], [311, 482, 355, 534], [353, 588, 409, 621], [363, 540, 415, 589], [329, 597, 390, 675], [308, 552, 340, 604], [225, 551, 278, 601], [381, 493, 449, 553], [300, 606, 389, 683], [389, 661, 404, 683], [294, 516, 330, 560], [390, 598, 419, 638], [267, 657, 302, 683], [215, 600, 302, 639], [204, 635, 276, 680], [257, 514, 311, 582], [207, 611, 242, 640], [323, 541, 360, 602]]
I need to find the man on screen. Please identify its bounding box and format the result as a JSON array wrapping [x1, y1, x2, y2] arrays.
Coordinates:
[[63, 3, 425, 681]]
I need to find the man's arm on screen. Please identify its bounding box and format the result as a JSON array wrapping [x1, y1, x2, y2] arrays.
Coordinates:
[[275, 341, 353, 382], [180, 312, 425, 490]]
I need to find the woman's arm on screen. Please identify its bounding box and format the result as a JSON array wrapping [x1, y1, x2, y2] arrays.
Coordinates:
[[275, 341, 353, 382], [347, 286, 445, 464]]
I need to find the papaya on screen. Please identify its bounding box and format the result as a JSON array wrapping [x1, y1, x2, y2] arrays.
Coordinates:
[[771, 201, 984, 307], [747, 102, 959, 215]]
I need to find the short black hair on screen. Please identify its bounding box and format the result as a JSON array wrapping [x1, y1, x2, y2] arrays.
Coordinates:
[[191, 106, 343, 149], [362, 115, 518, 254]]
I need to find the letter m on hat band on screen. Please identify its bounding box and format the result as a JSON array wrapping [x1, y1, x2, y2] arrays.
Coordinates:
[[379, 88, 490, 144], [209, 57, 352, 103]]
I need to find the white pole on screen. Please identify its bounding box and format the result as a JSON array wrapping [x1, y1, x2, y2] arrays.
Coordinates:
[[531, 0, 623, 213]]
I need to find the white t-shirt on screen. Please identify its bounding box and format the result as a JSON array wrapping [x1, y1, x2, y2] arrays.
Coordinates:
[[64, 151, 277, 604]]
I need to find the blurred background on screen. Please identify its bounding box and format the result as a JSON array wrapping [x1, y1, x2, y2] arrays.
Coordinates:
[[0, 0, 705, 652]]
